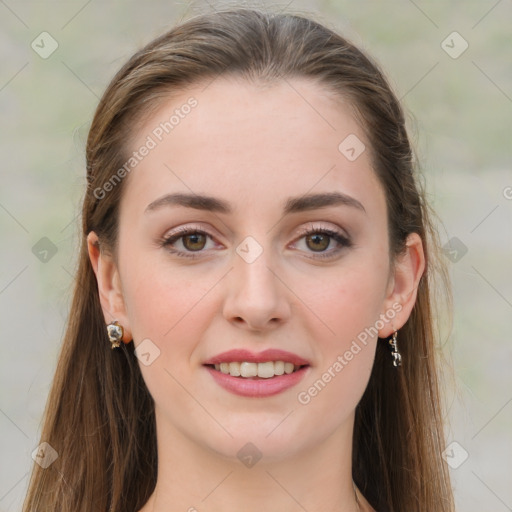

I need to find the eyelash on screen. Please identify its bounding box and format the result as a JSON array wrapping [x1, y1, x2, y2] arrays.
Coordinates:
[[159, 225, 352, 260]]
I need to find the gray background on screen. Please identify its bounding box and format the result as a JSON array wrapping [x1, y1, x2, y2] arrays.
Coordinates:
[[1, 1, 511, 511]]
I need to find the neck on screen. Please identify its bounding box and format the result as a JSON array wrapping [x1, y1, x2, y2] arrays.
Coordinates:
[[140, 409, 367, 512]]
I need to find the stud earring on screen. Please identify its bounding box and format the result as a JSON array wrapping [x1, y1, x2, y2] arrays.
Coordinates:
[[106, 320, 124, 349], [389, 330, 402, 367]]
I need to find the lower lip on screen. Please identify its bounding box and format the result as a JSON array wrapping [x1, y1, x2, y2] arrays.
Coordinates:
[[204, 365, 309, 398]]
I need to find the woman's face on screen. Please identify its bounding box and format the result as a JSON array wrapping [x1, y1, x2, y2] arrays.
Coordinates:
[[92, 77, 417, 461]]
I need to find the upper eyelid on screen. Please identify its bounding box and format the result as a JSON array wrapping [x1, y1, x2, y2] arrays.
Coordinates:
[[165, 221, 347, 238], [295, 222, 349, 238]]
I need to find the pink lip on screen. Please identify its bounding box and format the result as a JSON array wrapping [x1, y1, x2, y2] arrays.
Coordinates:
[[205, 365, 309, 398], [203, 348, 310, 366]]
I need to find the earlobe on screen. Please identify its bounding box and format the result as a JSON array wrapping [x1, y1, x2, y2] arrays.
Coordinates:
[[87, 231, 132, 343], [378, 232, 425, 338]]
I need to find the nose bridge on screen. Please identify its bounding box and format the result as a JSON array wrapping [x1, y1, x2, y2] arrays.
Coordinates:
[[223, 233, 290, 329], [233, 233, 281, 302]]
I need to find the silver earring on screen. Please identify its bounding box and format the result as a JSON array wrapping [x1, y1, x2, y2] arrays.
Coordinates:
[[389, 331, 402, 367], [106, 320, 124, 349]]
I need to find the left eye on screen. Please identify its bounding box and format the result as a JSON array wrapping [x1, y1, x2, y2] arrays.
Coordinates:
[[292, 228, 351, 258]]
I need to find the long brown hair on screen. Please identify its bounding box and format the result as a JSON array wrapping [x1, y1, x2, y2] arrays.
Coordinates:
[[23, 7, 454, 512]]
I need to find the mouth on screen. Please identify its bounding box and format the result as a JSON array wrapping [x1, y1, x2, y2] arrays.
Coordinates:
[[202, 349, 311, 396], [204, 361, 309, 379]]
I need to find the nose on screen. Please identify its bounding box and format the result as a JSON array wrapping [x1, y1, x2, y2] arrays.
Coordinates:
[[222, 242, 291, 332]]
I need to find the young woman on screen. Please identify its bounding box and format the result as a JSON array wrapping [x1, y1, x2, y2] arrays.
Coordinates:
[[23, 8, 454, 512]]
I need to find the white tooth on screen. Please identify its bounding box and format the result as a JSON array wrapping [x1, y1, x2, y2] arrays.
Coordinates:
[[257, 361, 275, 378], [220, 362, 230, 374], [240, 362, 258, 377], [229, 361, 241, 376], [284, 362, 294, 374], [274, 360, 285, 375], [214, 364, 220, 371]]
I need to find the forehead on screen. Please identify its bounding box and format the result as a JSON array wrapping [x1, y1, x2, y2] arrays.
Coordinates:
[[120, 77, 385, 218]]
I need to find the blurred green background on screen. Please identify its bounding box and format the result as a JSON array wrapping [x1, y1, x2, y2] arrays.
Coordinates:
[[1, 1, 511, 510]]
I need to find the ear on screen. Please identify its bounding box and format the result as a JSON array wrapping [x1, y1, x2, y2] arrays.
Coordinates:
[[87, 231, 132, 343], [378, 232, 425, 338]]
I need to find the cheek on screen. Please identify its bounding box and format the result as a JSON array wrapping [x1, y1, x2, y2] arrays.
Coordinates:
[[297, 259, 389, 345], [121, 251, 221, 357], [121, 261, 220, 405], [293, 273, 382, 432], [291, 256, 388, 408], [126, 274, 203, 337]]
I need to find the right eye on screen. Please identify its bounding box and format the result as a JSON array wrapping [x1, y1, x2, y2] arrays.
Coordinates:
[[159, 226, 220, 259]]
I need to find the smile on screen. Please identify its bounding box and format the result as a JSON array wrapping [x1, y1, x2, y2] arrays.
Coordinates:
[[204, 364, 309, 398], [208, 361, 306, 379]]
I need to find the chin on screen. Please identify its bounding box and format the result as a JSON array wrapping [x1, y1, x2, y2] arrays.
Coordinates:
[[195, 417, 313, 464]]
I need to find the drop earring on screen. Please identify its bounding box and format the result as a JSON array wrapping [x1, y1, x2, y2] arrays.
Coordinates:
[[389, 330, 402, 367], [106, 320, 124, 349]]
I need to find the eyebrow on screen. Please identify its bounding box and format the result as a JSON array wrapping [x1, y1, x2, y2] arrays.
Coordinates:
[[144, 191, 366, 215]]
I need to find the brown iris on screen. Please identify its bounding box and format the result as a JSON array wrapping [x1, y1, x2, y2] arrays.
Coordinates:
[[305, 233, 330, 252], [183, 233, 207, 251]]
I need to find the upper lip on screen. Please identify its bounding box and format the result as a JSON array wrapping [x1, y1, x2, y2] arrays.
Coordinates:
[[203, 349, 310, 366]]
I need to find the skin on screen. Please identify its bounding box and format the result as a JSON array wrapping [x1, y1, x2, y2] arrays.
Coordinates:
[[88, 77, 424, 512]]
